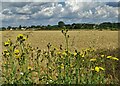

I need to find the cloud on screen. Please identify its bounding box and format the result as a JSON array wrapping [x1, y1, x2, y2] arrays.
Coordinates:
[[1, 1, 119, 27], [2, 9, 13, 15], [0, 0, 119, 2], [18, 15, 30, 20], [16, 5, 32, 14], [0, 0, 59, 2]]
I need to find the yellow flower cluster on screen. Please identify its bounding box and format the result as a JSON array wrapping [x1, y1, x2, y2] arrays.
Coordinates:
[[17, 34, 26, 42], [62, 52, 67, 56], [107, 56, 119, 61], [4, 39, 12, 46], [95, 66, 105, 72], [14, 49, 20, 59], [3, 50, 10, 56]]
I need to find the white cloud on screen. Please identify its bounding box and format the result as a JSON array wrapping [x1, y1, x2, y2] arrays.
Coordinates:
[[1, 0, 119, 2], [16, 5, 32, 14], [75, 0, 119, 2], [18, 15, 30, 20], [2, 14, 15, 20], [1, 1, 119, 27], [94, 5, 118, 18], [0, 0, 59, 2], [2, 9, 13, 15]]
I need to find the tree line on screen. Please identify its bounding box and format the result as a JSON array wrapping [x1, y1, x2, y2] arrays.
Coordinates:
[[1, 21, 120, 31]]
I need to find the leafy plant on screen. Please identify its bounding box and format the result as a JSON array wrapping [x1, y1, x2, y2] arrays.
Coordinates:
[[1, 30, 119, 84]]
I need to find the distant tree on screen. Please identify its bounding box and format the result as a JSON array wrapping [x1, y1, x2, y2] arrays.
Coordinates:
[[47, 25, 52, 30], [22, 26, 27, 28], [74, 24, 82, 29], [93, 24, 99, 30], [65, 24, 71, 29], [31, 25, 35, 28], [99, 22, 112, 29], [19, 25, 22, 30], [12, 27, 16, 30], [36, 25, 41, 28], [2, 27, 6, 31], [7, 26, 11, 30], [58, 21, 65, 28]]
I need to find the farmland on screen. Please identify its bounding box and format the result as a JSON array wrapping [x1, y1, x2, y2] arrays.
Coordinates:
[[2, 30, 118, 51], [1, 30, 120, 84]]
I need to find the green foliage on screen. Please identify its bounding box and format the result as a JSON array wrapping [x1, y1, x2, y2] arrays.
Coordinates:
[[1, 22, 120, 31], [58, 21, 65, 28]]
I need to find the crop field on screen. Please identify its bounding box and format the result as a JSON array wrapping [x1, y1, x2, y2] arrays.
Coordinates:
[[1, 30, 120, 84], [2, 30, 118, 50]]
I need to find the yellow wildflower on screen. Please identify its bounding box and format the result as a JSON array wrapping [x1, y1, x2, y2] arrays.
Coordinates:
[[6, 52, 10, 56], [90, 58, 96, 62], [4, 50, 8, 53], [99, 67, 105, 71], [95, 66, 99, 72], [112, 57, 119, 61], [107, 56, 119, 61], [17, 34, 26, 41], [4, 39, 12, 46], [7, 39, 11, 43], [101, 55, 105, 58], [74, 52, 77, 56], [81, 54, 85, 57], [62, 52, 67, 56], [14, 49, 20, 55], [107, 56, 112, 59], [3, 50, 10, 56], [17, 34, 24, 39], [57, 52, 61, 55], [95, 66, 105, 72], [4, 42, 9, 46], [61, 63, 64, 69], [28, 66, 32, 70], [22, 36, 26, 41]]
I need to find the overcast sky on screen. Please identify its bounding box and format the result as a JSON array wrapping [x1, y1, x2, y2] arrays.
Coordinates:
[[0, 0, 119, 27]]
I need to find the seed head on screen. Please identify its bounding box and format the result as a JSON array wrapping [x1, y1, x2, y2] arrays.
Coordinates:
[[61, 29, 64, 33]]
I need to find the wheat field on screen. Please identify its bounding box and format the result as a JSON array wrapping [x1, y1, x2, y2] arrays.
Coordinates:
[[1, 30, 118, 51]]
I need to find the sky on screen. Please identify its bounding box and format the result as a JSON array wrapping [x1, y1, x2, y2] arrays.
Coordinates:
[[0, 0, 120, 27]]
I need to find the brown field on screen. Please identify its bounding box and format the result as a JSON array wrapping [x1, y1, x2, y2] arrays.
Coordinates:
[[1, 30, 118, 51]]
